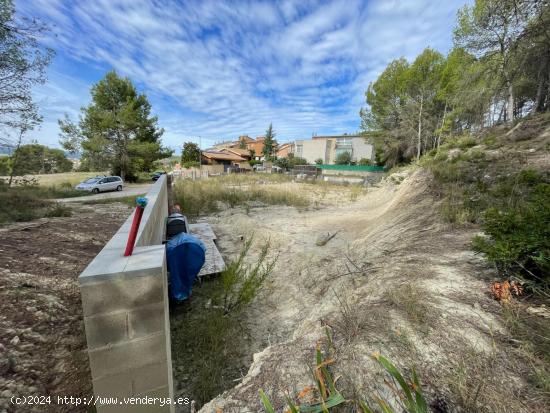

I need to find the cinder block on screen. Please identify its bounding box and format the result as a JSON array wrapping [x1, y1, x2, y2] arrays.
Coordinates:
[[89, 332, 167, 378], [84, 311, 128, 349], [80, 271, 164, 317], [128, 301, 165, 339], [92, 361, 169, 399]]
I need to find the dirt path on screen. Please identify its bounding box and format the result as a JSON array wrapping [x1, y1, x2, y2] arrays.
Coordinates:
[[0, 203, 130, 413], [55, 184, 152, 203]]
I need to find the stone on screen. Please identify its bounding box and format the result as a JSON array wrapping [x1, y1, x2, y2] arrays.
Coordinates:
[[9, 336, 19, 346]]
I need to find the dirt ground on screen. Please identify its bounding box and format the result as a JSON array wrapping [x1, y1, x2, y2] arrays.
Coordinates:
[[0, 203, 130, 413], [195, 170, 548, 413]]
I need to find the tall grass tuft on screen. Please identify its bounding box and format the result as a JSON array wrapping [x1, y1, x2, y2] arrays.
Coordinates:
[[222, 236, 277, 313], [360, 354, 428, 413]]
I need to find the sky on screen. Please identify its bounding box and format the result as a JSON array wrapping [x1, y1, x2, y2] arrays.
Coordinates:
[[17, 0, 470, 153]]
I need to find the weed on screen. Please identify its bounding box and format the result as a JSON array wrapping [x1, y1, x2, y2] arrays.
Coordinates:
[[0, 185, 51, 223], [259, 346, 429, 413], [332, 289, 367, 344], [260, 341, 346, 413], [44, 203, 72, 218], [384, 284, 433, 326], [221, 236, 277, 313], [361, 354, 428, 413]]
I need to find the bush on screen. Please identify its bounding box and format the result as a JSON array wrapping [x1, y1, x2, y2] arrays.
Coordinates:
[[315, 158, 323, 165], [472, 182, 549, 288], [221, 237, 277, 313], [44, 203, 72, 218], [358, 158, 372, 166], [0, 188, 50, 223], [182, 161, 200, 169], [335, 151, 352, 165]]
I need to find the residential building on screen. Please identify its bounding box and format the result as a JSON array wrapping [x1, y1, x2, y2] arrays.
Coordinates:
[[276, 142, 292, 158], [247, 136, 265, 160], [293, 135, 374, 164], [221, 147, 252, 160], [201, 150, 247, 171]]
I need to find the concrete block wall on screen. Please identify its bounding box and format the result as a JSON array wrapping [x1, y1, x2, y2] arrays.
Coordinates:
[[79, 175, 174, 412]]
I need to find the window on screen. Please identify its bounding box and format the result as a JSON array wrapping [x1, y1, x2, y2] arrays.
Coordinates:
[[296, 145, 303, 156]]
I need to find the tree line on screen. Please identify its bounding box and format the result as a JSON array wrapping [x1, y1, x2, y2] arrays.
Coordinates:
[[1, 0, 171, 183], [361, 0, 550, 167]]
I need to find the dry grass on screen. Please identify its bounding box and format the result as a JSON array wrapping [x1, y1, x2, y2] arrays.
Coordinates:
[[384, 284, 435, 326], [25, 171, 108, 186], [173, 177, 309, 216]]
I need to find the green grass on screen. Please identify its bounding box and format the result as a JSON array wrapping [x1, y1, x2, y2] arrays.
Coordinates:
[[0, 182, 73, 223]]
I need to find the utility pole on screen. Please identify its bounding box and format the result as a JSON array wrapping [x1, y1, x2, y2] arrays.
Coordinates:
[[199, 136, 202, 179]]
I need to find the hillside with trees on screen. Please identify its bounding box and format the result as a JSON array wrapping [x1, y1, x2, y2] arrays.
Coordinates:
[[361, 0, 550, 167]]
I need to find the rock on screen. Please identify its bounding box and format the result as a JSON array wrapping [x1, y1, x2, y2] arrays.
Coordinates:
[[9, 336, 19, 346], [448, 148, 461, 160], [0, 389, 12, 399]]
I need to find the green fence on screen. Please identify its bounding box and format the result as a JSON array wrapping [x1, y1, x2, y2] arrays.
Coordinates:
[[318, 164, 385, 172]]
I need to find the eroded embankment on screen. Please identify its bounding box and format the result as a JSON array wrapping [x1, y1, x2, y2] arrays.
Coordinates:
[[195, 170, 546, 413]]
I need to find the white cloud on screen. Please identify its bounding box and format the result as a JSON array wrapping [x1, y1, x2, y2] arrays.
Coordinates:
[[15, 0, 471, 151]]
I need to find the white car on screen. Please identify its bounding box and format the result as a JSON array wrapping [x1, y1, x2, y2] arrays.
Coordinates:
[[76, 176, 124, 194]]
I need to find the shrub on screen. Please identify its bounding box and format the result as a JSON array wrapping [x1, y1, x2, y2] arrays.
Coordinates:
[[315, 158, 324, 165], [472, 182, 549, 288], [358, 158, 372, 166], [335, 151, 352, 165], [44, 203, 72, 218], [221, 237, 277, 313], [0, 188, 50, 223]]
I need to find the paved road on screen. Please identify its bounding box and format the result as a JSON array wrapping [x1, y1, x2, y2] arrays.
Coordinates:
[[56, 184, 153, 203]]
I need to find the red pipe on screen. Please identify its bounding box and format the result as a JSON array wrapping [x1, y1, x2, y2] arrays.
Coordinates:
[[124, 198, 148, 256]]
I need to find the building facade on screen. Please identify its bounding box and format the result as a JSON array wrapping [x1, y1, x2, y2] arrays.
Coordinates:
[[293, 135, 374, 164]]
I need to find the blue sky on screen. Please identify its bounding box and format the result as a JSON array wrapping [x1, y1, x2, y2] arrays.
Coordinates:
[[18, 0, 470, 153]]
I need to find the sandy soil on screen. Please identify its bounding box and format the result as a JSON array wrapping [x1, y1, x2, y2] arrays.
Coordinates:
[[0, 203, 130, 413], [197, 171, 547, 413]]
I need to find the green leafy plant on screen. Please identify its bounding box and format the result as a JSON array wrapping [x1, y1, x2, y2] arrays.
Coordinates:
[[259, 342, 345, 413], [222, 236, 277, 313], [472, 182, 549, 289], [360, 354, 428, 413]]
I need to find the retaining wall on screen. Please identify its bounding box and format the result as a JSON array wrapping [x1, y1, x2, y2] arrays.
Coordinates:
[[79, 175, 174, 412]]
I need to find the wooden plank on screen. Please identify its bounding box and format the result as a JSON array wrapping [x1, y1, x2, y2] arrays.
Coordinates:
[[188, 223, 217, 241], [188, 224, 225, 276]]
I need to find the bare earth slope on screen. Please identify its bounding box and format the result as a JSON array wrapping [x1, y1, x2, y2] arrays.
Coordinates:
[[0, 204, 130, 413], [201, 166, 547, 412]]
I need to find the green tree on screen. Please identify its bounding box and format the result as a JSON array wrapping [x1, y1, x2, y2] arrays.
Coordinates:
[[360, 58, 409, 131], [262, 123, 277, 160], [454, 0, 530, 123], [335, 151, 352, 165], [59, 71, 171, 180], [11, 143, 72, 175], [314, 158, 323, 165], [0, 156, 9, 175], [0, 0, 53, 134], [405, 48, 445, 159], [181, 142, 200, 165]]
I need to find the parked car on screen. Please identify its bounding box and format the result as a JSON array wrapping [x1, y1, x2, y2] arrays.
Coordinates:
[[75, 176, 123, 193], [151, 171, 166, 181]]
